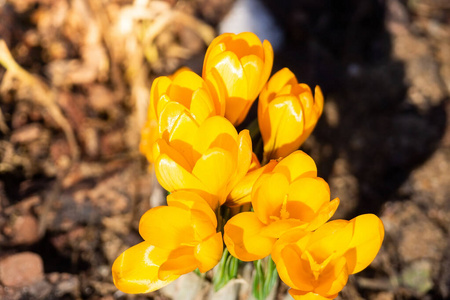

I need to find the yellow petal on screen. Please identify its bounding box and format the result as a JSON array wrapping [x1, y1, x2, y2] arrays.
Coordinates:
[[306, 220, 353, 264], [262, 95, 305, 160], [139, 119, 159, 163], [159, 246, 198, 280], [224, 212, 275, 261], [209, 51, 247, 98], [226, 159, 278, 207], [167, 191, 217, 240], [249, 152, 261, 171], [314, 85, 324, 117], [204, 67, 227, 115], [139, 206, 194, 249], [159, 102, 190, 136], [260, 68, 297, 102], [150, 76, 172, 118], [260, 219, 306, 238], [112, 241, 179, 294], [272, 229, 312, 290], [277, 244, 315, 291], [231, 32, 265, 58], [289, 290, 335, 300], [190, 88, 216, 123], [203, 33, 232, 75], [345, 214, 385, 274], [251, 173, 290, 224], [195, 232, 224, 273], [167, 191, 217, 228], [206, 51, 248, 125], [286, 178, 331, 222], [237, 54, 263, 122], [314, 256, 348, 296], [226, 129, 253, 194], [193, 116, 238, 156], [260, 39, 274, 92], [163, 109, 201, 163], [170, 68, 204, 92], [192, 148, 234, 206], [305, 198, 340, 231], [273, 150, 317, 182], [154, 145, 206, 193]]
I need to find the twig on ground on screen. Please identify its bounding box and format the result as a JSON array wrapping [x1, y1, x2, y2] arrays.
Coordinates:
[[0, 39, 79, 161]]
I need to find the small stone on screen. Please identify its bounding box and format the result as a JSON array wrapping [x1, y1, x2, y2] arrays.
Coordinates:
[[10, 123, 43, 144], [0, 252, 44, 287], [47, 272, 61, 284], [9, 214, 40, 245], [400, 260, 434, 296], [54, 275, 79, 297], [28, 279, 53, 299]]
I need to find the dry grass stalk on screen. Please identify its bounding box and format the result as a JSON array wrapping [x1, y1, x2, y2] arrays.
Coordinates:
[[0, 39, 80, 161]]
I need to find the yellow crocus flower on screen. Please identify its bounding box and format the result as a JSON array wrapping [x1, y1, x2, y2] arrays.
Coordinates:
[[203, 32, 274, 126], [258, 68, 324, 161], [272, 214, 385, 300], [226, 154, 278, 207], [140, 67, 223, 163], [112, 191, 223, 294], [224, 151, 339, 261], [153, 113, 253, 210]]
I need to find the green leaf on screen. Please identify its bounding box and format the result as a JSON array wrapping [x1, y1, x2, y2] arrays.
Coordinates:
[[213, 249, 242, 291], [252, 256, 279, 300]]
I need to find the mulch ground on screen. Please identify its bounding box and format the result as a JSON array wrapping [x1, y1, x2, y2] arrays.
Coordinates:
[[1, 0, 449, 299]]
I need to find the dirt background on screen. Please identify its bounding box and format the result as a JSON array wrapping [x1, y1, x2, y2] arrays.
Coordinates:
[[0, 0, 449, 299]]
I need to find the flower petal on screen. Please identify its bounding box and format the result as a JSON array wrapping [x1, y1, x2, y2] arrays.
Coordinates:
[[195, 232, 224, 273], [272, 229, 312, 290], [224, 212, 275, 261], [305, 198, 340, 231], [252, 172, 290, 224], [192, 148, 234, 207], [154, 145, 206, 193], [167, 191, 217, 241], [167, 191, 217, 229], [273, 150, 317, 182], [286, 177, 331, 222], [226, 159, 278, 207], [159, 246, 198, 280], [260, 39, 274, 92], [112, 241, 179, 294], [190, 88, 217, 122], [289, 290, 335, 300], [139, 206, 194, 248], [151, 76, 172, 117], [314, 256, 348, 296], [193, 116, 238, 156], [260, 218, 306, 238], [306, 220, 353, 264], [262, 95, 304, 160], [345, 214, 385, 274], [226, 129, 253, 194]]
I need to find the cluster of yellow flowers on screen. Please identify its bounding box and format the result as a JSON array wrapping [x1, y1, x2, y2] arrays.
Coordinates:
[[112, 32, 385, 300]]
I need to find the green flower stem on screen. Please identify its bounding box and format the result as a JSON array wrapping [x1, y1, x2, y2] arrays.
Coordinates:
[[213, 248, 242, 291], [252, 256, 279, 300]]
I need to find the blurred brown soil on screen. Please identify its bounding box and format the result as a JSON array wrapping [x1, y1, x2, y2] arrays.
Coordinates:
[[0, 0, 449, 299]]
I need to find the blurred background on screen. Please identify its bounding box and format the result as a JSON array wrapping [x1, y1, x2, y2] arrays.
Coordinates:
[[0, 0, 449, 299]]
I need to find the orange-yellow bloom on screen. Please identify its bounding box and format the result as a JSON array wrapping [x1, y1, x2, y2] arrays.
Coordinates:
[[272, 214, 385, 300], [258, 68, 324, 161], [203, 32, 274, 126], [226, 155, 278, 207], [224, 151, 339, 261], [140, 67, 223, 163], [112, 191, 223, 294], [153, 114, 253, 209]]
